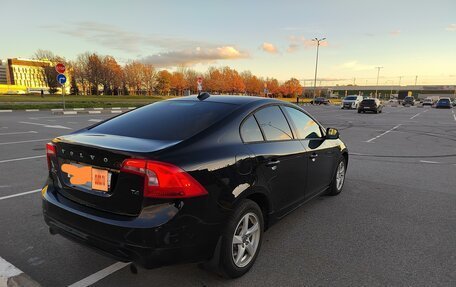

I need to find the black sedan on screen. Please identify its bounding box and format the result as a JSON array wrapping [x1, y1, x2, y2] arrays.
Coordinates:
[[42, 94, 348, 278]]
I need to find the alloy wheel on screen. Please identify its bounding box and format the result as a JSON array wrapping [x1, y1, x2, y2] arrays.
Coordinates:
[[232, 212, 260, 268]]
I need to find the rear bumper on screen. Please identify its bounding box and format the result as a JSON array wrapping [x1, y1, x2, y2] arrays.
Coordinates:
[[42, 183, 221, 268]]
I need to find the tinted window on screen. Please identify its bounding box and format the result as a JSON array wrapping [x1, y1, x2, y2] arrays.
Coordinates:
[[439, 99, 450, 104], [241, 116, 264, 143], [284, 107, 322, 139], [254, 106, 293, 141], [90, 100, 236, 141], [362, 99, 375, 104], [345, 96, 357, 100]]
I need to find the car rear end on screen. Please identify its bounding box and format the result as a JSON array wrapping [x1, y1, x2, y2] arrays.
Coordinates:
[[402, 96, 415, 106], [358, 99, 378, 112], [435, 98, 452, 109], [42, 99, 239, 268]]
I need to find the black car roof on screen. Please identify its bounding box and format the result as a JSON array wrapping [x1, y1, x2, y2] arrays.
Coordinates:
[[168, 94, 281, 105]]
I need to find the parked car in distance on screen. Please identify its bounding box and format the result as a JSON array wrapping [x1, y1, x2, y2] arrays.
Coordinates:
[[453, 99, 456, 107], [310, 97, 330, 105], [434, 97, 452, 109], [358, 98, 383, 113], [422, 98, 435, 106], [341, 95, 363, 109], [402, 96, 415, 106], [42, 94, 349, 278]]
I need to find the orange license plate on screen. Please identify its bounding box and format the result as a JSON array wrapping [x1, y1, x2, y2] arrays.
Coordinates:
[[91, 168, 108, 192], [61, 163, 109, 192]]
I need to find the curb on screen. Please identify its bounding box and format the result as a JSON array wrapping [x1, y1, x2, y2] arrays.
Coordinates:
[[0, 257, 41, 287]]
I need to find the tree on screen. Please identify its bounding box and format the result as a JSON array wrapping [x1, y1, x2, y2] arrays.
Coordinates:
[[124, 61, 144, 95], [241, 71, 263, 95], [205, 67, 224, 93], [170, 71, 186, 96], [73, 52, 90, 95], [142, 64, 156, 96], [280, 78, 302, 98], [33, 49, 64, 94], [265, 77, 280, 97], [87, 53, 103, 95], [101, 56, 123, 95], [222, 67, 245, 94], [156, 70, 172, 96]]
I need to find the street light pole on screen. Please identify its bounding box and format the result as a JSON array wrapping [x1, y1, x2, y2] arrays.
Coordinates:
[[375, 66, 383, 98], [312, 37, 326, 103]]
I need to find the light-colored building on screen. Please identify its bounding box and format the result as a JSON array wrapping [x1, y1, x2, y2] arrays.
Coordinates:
[[7, 58, 51, 90], [0, 60, 7, 84]]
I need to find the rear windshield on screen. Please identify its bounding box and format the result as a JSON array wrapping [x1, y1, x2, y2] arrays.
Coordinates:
[[439, 99, 450, 103], [345, 96, 357, 100], [404, 97, 414, 100], [362, 99, 375, 104], [89, 100, 237, 140]]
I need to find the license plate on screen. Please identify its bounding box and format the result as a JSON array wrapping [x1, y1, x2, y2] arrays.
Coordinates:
[[61, 163, 110, 192]]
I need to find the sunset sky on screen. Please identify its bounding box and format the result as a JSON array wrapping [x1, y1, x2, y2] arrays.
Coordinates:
[[2, 0, 455, 85]]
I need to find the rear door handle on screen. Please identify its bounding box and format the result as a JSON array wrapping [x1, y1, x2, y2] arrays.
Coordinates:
[[265, 159, 280, 167]]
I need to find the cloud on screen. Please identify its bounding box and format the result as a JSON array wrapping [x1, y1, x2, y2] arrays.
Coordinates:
[[141, 46, 249, 67], [446, 24, 456, 31], [286, 35, 328, 53], [45, 21, 249, 66], [390, 30, 401, 36], [260, 42, 279, 54], [335, 61, 375, 71]]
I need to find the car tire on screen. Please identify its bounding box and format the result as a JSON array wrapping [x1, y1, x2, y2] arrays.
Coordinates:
[[219, 199, 264, 278], [327, 156, 347, 196], [357, 110, 361, 113]]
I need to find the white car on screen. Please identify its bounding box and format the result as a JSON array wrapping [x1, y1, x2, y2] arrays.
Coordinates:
[[341, 95, 363, 109]]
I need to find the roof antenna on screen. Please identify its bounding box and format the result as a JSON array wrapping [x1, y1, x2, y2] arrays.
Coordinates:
[[197, 92, 210, 101]]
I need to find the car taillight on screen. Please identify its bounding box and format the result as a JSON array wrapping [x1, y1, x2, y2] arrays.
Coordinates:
[[46, 142, 56, 170], [120, 159, 208, 199]]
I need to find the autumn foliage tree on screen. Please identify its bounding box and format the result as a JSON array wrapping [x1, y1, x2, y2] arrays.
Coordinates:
[[280, 78, 302, 98]]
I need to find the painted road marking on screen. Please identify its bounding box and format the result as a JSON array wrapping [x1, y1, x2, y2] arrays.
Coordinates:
[[410, 112, 421, 119], [111, 110, 123, 113], [19, 121, 72, 130], [89, 111, 101, 114], [0, 138, 50, 145], [0, 131, 37, 136], [89, 119, 103, 122], [365, 124, 402, 143], [25, 109, 40, 112], [68, 262, 130, 287], [420, 160, 440, 164], [0, 189, 41, 201], [0, 110, 13, 112], [0, 155, 46, 164]]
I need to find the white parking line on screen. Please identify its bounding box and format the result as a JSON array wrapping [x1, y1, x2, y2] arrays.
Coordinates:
[[68, 262, 130, 287], [88, 119, 103, 122], [365, 124, 402, 143], [410, 112, 421, 119], [19, 121, 72, 130], [0, 138, 50, 145], [0, 131, 37, 136], [0, 155, 45, 164], [0, 110, 13, 112], [0, 189, 41, 201], [420, 160, 440, 164]]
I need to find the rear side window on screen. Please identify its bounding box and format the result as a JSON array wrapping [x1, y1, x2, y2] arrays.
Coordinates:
[[90, 100, 237, 141], [254, 106, 293, 141], [283, 107, 322, 139], [241, 116, 264, 143]]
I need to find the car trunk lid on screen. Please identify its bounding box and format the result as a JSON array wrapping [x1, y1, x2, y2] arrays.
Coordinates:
[[50, 132, 180, 216]]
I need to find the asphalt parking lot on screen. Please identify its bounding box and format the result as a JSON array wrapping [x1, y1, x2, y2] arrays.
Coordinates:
[[1, 105, 455, 286]]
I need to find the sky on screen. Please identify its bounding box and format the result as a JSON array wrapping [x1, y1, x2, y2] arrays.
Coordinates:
[[2, 0, 456, 85]]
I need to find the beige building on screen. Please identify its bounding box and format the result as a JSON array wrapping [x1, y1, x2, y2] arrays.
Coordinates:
[[7, 58, 51, 90]]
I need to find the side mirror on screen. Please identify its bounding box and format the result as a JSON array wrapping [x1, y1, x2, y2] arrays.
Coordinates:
[[326, 127, 339, 140]]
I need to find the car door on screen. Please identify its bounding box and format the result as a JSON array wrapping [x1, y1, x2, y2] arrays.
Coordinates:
[[241, 105, 308, 217], [282, 106, 338, 199]]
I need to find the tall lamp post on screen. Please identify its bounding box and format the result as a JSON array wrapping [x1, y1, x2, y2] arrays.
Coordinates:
[[312, 37, 326, 103], [374, 66, 383, 98]]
